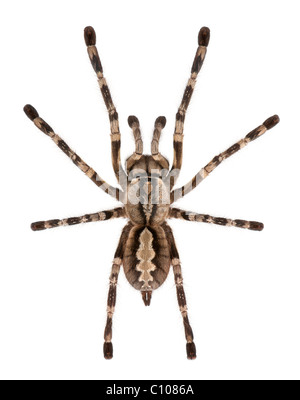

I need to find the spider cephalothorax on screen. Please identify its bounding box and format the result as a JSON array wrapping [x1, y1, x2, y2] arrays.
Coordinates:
[[24, 26, 279, 360]]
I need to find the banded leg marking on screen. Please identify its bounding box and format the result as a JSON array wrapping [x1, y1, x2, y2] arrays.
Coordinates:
[[169, 27, 210, 189], [103, 222, 133, 359], [31, 207, 126, 231], [171, 115, 280, 203], [162, 223, 196, 360], [23, 104, 122, 201], [104, 258, 121, 360], [173, 259, 196, 360], [84, 26, 127, 186], [169, 208, 264, 231]]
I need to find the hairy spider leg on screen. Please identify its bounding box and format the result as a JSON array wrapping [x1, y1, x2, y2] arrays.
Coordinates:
[[104, 222, 133, 359], [23, 104, 121, 201], [168, 27, 210, 189], [84, 26, 127, 188], [163, 223, 196, 360], [31, 207, 126, 231], [169, 208, 264, 231], [171, 115, 279, 203]]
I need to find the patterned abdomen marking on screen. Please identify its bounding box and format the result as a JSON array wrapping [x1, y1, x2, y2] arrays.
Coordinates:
[[136, 228, 156, 290], [123, 225, 170, 291]]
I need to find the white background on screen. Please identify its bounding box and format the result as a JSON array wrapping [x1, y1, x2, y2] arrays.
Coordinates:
[[0, 0, 299, 380]]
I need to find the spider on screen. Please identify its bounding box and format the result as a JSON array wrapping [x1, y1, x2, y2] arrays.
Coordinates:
[[24, 26, 279, 360]]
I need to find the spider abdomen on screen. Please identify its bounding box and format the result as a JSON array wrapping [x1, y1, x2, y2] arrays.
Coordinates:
[[123, 225, 170, 304]]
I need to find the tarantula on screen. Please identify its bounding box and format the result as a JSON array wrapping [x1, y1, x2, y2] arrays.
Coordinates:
[[24, 26, 279, 360]]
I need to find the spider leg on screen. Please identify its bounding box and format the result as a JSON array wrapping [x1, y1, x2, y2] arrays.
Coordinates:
[[169, 208, 263, 231], [162, 223, 196, 360], [84, 26, 127, 187], [171, 115, 280, 203], [31, 207, 126, 231], [128, 116, 143, 157], [168, 27, 210, 189], [24, 105, 122, 201], [104, 222, 133, 359]]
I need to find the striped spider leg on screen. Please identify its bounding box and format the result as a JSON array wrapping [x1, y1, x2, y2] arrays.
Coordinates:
[[31, 207, 126, 231], [163, 223, 196, 359], [169, 208, 264, 231], [23, 104, 122, 201], [104, 222, 133, 359], [84, 27, 127, 189], [168, 27, 210, 189], [170, 114, 280, 204]]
